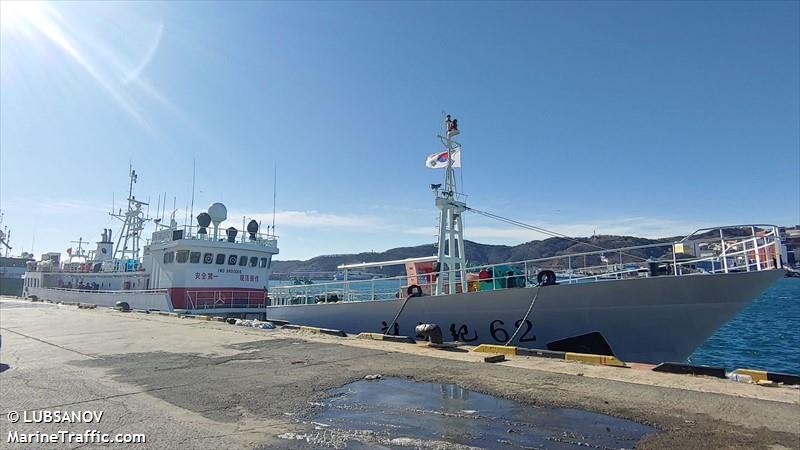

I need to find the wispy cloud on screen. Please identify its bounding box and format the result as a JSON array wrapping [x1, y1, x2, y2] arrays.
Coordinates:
[[232, 208, 700, 242], [12, 193, 704, 242], [3, 196, 111, 216], [457, 216, 704, 241], [231, 210, 390, 231]]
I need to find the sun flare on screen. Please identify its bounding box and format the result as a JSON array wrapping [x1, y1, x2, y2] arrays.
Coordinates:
[[0, 1, 49, 34]]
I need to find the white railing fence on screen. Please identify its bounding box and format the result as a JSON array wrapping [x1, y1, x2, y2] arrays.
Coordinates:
[[270, 224, 783, 306], [184, 290, 266, 310]]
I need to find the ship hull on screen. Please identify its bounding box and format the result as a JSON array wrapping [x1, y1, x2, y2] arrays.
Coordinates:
[[26, 286, 172, 310], [266, 269, 783, 364]]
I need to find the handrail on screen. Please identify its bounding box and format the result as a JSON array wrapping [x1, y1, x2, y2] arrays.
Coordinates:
[[149, 224, 278, 247], [184, 289, 266, 310], [680, 224, 779, 242], [270, 224, 783, 306], [38, 287, 168, 294]]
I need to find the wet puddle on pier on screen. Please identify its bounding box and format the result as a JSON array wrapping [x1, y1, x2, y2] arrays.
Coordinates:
[[281, 377, 653, 449]]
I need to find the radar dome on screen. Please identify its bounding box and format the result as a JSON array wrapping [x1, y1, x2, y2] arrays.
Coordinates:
[[208, 202, 227, 224], [196, 212, 212, 228], [247, 220, 259, 234], [247, 220, 259, 241]]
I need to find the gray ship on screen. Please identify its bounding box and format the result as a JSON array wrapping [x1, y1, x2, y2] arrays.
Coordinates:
[[0, 216, 33, 297], [266, 115, 785, 364]]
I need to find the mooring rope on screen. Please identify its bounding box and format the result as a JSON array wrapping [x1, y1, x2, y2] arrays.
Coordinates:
[[465, 206, 648, 262], [384, 294, 413, 335], [505, 283, 542, 346]]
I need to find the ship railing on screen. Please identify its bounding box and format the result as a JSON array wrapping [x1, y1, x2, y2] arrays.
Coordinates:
[[184, 290, 266, 310], [148, 224, 278, 248], [43, 287, 168, 294], [269, 224, 783, 305]]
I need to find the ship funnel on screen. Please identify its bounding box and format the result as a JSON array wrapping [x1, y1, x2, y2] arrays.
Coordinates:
[[99, 228, 113, 243], [208, 202, 227, 240], [95, 230, 113, 262]]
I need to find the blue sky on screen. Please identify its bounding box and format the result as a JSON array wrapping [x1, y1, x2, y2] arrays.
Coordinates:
[[1, 1, 798, 260]]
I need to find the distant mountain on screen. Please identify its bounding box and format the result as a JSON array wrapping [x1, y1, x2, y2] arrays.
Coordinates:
[[272, 235, 677, 276]]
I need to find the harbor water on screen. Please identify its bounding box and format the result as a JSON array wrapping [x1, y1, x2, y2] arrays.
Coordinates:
[[690, 277, 800, 375]]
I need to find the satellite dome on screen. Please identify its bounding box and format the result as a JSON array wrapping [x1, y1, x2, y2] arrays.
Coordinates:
[[208, 202, 227, 224]]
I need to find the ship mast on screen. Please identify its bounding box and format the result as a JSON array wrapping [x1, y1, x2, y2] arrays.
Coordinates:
[[110, 166, 150, 261], [68, 237, 87, 263], [434, 113, 467, 295], [0, 210, 11, 257]]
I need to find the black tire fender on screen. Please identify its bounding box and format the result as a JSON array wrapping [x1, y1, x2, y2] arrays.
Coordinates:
[[406, 284, 423, 298], [537, 270, 557, 286]]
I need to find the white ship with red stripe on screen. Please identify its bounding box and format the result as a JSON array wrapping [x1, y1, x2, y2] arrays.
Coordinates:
[[23, 168, 279, 316]]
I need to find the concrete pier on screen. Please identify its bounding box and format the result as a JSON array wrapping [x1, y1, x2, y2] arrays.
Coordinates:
[[1, 297, 798, 449]]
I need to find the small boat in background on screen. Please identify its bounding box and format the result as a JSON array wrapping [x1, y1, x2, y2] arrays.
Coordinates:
[[332, 270, 384, 281], [23, 167, 279, 316], [0, 215, 34, 296]]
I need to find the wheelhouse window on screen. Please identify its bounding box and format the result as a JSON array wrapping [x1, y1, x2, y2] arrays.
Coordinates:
[[203, 253, 213, 264], [239, 255, 248, 266], [249, 257, 258, 267], [215, 253, 226, 265], [228, 255, 238, 265], [164, 251, 174, 264], [176, 250, 190, 263], [190, 252, 201, 264], [259, 257, 269, 268]]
